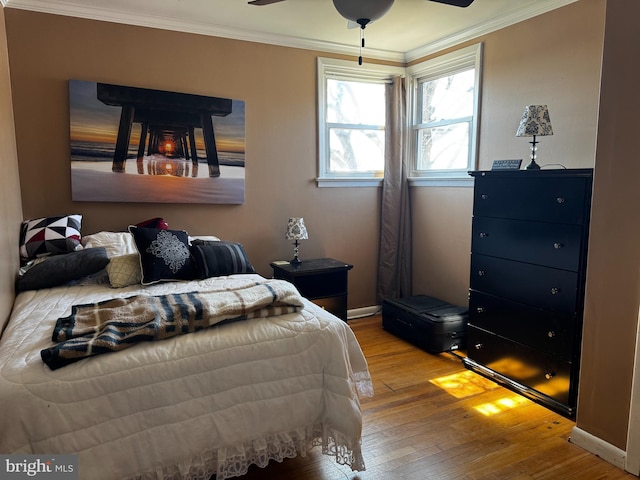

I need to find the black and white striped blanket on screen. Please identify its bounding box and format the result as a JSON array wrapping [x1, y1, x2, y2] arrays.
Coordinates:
[[40, 279, 304, 370]]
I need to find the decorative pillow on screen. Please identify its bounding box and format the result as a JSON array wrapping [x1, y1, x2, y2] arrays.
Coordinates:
[[71, 269, 110, 287], [189, 235, 221, 244], [135, 217, 169, 230], [20, 214, 83, 260], [129, 226, 196, 285], [81, 231, 138, 258], [106, 253, 142, 288], [16, 247, 109, 292], [190, 241, 255, 279]]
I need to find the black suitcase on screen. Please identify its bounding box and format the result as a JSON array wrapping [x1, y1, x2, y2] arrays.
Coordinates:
[[382, 295, 469, 353]]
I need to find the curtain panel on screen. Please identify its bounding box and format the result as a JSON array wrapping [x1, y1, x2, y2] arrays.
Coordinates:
[[377, 76, 412, 303]]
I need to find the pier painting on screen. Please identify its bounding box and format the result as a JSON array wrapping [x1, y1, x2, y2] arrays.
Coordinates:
[[70, 80, 246, 204]]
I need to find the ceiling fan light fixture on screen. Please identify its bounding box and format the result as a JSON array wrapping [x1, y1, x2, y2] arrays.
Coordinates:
[[332, 0, 395, 24]]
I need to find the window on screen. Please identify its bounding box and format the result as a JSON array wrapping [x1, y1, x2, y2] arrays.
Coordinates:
[[408, 43, 482, 185], [326, 79, 385, 175], [317, 46, 481, 187], [317, 58, 404, 187]]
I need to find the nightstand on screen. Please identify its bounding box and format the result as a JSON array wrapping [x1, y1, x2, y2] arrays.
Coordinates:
[[270, 258, 353, 321]]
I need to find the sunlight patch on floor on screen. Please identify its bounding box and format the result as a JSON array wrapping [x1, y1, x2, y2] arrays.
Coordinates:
[[474, 395, 530, 416], [430, 370, 499, 399]]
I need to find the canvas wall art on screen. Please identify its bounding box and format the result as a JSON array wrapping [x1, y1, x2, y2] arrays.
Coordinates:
[[70, 80, 245, 204]]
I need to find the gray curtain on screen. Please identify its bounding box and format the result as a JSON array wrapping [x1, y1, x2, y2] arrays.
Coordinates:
[[377, 76, 412, 303]]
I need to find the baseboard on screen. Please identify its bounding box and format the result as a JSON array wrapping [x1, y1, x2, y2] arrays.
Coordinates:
[[347, 305, 381, 320], [569, 426, 627, 471]]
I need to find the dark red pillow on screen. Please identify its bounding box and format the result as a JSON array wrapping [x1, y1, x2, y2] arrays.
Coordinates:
[[135, 217, 168, 230]]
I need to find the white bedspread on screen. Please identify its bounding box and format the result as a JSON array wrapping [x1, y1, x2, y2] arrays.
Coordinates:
[[0, 274, 373, 479]]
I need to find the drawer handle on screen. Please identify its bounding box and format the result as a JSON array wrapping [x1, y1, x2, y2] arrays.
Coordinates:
[[479, 232, 488, 238], [474, 343, 483, 350], [556, 197, 565, 204], [481, 194, 489, 200], [478, 270, 485, 276], [545, 371, 556, 380], [550, 287, 560, 295], [547, 330, 556, 338], [476, 307, 485, 314], [553, 242, 564, 249]]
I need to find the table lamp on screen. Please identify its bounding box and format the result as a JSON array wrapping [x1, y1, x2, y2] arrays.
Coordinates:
[[516, 105, 554, 170], [285, 217, 308, 264]]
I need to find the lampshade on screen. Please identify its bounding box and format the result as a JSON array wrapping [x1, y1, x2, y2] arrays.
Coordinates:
[[516, 105, 554, 138], [285, 217, 308, 240], [332, 0, 394, 26]]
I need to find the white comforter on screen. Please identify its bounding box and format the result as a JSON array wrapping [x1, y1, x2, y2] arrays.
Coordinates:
[[0, 274, 373, 480]]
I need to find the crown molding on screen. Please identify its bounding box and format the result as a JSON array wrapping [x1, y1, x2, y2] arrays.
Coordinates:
[[2, 0, 405, 63], [405, 0, 579, 63], [3, 0, 578, 64]]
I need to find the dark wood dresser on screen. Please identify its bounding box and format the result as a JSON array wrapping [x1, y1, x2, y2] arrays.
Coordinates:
[[463, 168, 593, 418]]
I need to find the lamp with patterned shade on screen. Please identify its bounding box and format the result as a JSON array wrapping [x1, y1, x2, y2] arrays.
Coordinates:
[[285, 217, 308, 264], [516, 105, 554, 170]]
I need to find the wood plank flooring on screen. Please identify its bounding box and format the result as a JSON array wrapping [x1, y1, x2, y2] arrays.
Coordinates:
[[238, 315, 636, 480]]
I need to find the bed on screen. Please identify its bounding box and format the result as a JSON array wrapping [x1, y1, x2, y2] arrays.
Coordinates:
[[0, 220, 373, 480]]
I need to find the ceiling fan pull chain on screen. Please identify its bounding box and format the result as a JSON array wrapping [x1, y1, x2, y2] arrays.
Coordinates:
[[359, 27, 364, 65]]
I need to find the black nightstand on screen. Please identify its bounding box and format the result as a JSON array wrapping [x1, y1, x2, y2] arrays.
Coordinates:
[[270, 258, 353, 321]]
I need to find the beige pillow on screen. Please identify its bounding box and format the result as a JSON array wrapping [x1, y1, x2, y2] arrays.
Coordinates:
[[81, 231, 138, 258], [106, 253, 142, 288]]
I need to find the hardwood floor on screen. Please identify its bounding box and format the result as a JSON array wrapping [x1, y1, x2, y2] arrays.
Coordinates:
[[239, 315, 636, 480]]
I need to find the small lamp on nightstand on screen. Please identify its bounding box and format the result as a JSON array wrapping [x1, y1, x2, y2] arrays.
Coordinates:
[[516, 105, 554, 170], [285, 217, 308, 264]]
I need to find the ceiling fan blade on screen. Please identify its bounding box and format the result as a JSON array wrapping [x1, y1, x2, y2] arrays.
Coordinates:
[[248, 0, 286, 5], [428, 0, 475, 7]]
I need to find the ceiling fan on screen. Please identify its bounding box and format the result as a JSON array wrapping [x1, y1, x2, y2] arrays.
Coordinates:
[[247, 0, 475, 63], [248, 0, 475, 12]]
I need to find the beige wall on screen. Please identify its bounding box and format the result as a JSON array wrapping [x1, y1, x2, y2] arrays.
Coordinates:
[[4, 0, 636, 459], [412, 0, 640, 453], [412, 0, 604, 306], [4, 3, 605, 313], [579, 0, 640, 451], [0, 6, 22, 330], [4, 10, 381, 309], [411, 186, 473, 307]]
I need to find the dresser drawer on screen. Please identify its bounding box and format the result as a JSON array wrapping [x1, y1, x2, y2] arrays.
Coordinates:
[[467, 325, 572, 405], [470, 254, 579, 313], [473, 175, 590, 224], [469, 290, 577, 360], [472, 217, 584, 271]]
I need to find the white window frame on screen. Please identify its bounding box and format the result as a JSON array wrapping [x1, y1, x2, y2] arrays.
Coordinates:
[[407, 43, 483, 187], [317, 57, 404, 188]]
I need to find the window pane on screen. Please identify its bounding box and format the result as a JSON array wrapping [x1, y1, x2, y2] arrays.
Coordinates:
[[417, 123, 469, 170], [327, 79, 385, 125], [329, 128, 384, 173], [420, 69, 475, 124]]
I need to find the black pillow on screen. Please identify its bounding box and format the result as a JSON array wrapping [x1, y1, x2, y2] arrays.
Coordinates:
[[129, 226, 196, 285], [16, 247, 109, 292], [190, 238, 220, 247], [190, 241, 255, 279]]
